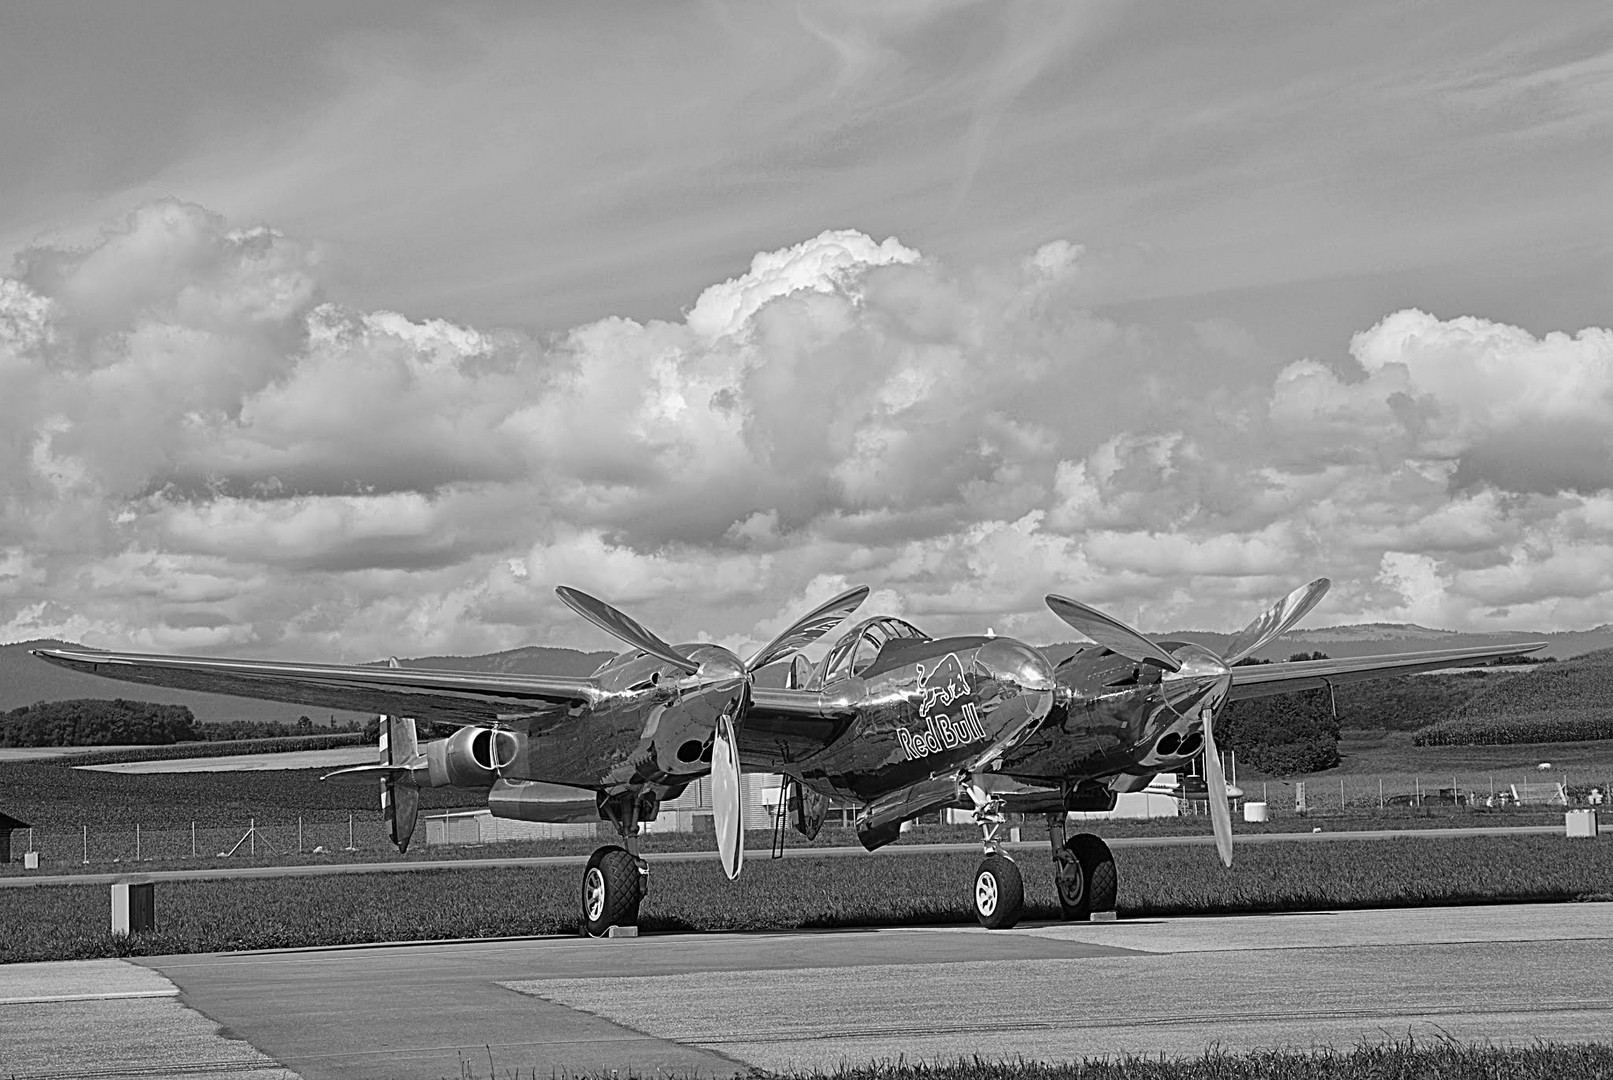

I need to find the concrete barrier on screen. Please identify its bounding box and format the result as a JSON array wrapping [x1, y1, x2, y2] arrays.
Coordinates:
[[111, 880, 155, 935], [1566, 810, 1599, 838], [1243, 801, 1269, 823]]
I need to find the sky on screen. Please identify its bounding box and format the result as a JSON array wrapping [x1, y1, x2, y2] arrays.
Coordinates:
[[1, 1, 1611, 661]]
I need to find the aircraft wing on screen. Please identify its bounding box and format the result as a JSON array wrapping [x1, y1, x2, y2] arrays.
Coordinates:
[[31, 647, 602, 730], [1225, 643, 1548, 701]]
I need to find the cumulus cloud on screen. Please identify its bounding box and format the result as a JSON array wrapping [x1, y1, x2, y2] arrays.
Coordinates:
[[3, 201, 1612, 658]]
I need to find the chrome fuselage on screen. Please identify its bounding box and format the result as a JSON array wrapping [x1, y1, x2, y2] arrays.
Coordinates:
[[740, 633, 1056, 802]]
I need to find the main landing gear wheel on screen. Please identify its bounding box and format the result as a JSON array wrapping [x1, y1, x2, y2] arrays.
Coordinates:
[[973, 854, 1024, 929], [1056, 833, 1116, 921], [581, 845, 645, 937]]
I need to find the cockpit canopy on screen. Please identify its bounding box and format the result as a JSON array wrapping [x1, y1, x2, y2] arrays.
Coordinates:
[[816, 616, 930, 686]]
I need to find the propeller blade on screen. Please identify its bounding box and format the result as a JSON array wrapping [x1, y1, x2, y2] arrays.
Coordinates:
[[1201, 708, 1234, 868], [711, 712, 745, 880], [1222, 578, 1331, 666], [1045, 594, 1182, 672], [745, 585, 871, 673], [555, 586, 699, 675]]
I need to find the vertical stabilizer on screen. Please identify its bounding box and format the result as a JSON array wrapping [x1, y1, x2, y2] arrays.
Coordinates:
[[379, 658, 421, 854]]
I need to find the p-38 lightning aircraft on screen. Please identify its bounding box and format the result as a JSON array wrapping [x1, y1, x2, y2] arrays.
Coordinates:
[[35, 578, 1543, 934]]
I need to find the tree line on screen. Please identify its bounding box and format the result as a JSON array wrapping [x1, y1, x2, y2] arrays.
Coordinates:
[[0, 699, 363, 747]]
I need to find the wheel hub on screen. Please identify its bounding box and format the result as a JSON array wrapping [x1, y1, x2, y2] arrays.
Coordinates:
[[584, 867, 606, 921], [1056, 851, 1085, 906], [975, 871, 998, 916]]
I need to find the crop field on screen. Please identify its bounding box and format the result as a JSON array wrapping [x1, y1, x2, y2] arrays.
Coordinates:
[[4, 834, 1609, 963], [1415, 711, 1613, 747]]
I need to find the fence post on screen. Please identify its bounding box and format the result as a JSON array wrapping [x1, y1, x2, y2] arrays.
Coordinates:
[[1340, 778, 1345, 812], [250, 818, 256, 858], [1379, 778, 1384, 810], [191, 822, 196, 858], [82, 824, 88, 865], [136, 824, 141, 862], [297, 817, 303, 855], [346, 813, 356, 852]]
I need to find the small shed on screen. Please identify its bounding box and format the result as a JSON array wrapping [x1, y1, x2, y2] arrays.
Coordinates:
[[0, 811, 31, 863]]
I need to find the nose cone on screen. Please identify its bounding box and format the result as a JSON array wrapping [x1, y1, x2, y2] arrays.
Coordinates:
[[694, 649, 746, 687], [977, 637, 1056, 719], [680, 644, 750, 717], [1167, 642, 1233, 717]]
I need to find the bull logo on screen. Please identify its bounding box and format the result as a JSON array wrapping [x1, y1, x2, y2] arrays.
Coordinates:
[[898, 653, 988, 761]]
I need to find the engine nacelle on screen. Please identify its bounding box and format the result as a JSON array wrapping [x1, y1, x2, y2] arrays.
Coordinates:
[[425, 726, 518, 790]]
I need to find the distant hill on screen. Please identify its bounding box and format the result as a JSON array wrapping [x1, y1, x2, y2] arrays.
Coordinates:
[[1456, 646, 1613, 719]]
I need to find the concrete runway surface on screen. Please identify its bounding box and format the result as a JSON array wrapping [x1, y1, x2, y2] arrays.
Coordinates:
[[3, 902, 1610, 1080]]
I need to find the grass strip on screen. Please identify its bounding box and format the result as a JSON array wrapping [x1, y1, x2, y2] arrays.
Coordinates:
[[4, 835, 1610, 963], [0, 812, 1578, 879], [710, 1039, 1613, 1080]]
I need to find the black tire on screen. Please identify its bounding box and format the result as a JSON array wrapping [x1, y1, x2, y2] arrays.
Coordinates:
[[580, 846, 644, 937], [973, 854, 1024, 930], [1058, 833, 1116, 921]]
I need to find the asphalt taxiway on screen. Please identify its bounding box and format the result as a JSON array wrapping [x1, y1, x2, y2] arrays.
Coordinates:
[[4, 901, 1610, 1080]]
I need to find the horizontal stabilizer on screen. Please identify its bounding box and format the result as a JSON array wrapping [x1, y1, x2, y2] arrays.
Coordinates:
[[321, 760, 424, 783]]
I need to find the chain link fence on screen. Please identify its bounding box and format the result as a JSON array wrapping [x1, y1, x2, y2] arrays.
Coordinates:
[[1233, 769, 1611, 816], [4, 814, 405, 872]]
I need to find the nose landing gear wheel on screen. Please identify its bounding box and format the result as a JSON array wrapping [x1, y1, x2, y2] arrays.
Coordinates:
[[1056, 833, 1116, 921], [581, 845, 645, 937], [973, 854, 1024, 929]]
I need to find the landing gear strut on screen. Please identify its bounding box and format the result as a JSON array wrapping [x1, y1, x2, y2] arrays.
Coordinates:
[[1047, 814, 1117, 921], [583, 791, 653, 937], [968, 777, 1023, 929]]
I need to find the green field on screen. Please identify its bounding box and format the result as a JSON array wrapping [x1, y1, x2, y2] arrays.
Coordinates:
[[2, 803, 1583, 880], [1232, 731, 1613, 815], [4, 834, 1608, 963], [0, 761, 463, 828], [0, 746, 1589, 881], [5, 731, 1608, 831], [1328, 731, 1613, 777]]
